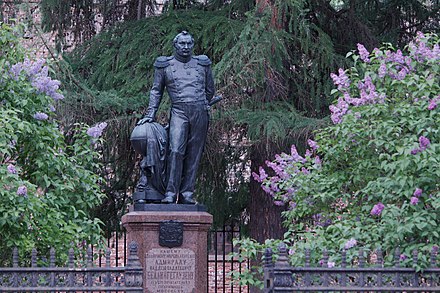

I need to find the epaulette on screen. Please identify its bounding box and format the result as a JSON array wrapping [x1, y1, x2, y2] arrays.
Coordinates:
[[153, 56, 173, 68], [194, 55, 212, 66]]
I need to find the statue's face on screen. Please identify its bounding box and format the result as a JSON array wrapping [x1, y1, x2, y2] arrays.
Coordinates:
[[174, 35, 194, 58]]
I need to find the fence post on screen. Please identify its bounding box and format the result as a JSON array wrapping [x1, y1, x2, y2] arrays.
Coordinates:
[[263, 248, 274, 293], [125, 241, 143, 293], [273, 243, 292, 292]]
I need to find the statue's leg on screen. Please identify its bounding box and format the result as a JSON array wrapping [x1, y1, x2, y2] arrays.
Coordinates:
[[162, 105, 189, 203], [179, 104, 209, 204]]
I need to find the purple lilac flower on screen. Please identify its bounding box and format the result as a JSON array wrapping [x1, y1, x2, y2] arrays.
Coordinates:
[[408, 33, 440, 61], [411, 148, 421, 155], [388, 49, 405, 64], [33, 112, 49, 120], [9, 59, 64, 100], [327, 262, 335, 268], [419, 136, 430, 150], [307, 139, 319, 150], [344, 238, 357, 250], [252, 166, 268, 183], [7, 164, 17, 174], [330, 68, 350, 90], [286, 188, 296, 196], [314, 156, 322, 166], [357, 43, 370, 63], [329, 97, 349, 124], [428, 96, 440, 110], [373, 48, 381, 57], [87, 122, 108, 138], [289, 249, 295, 255], [400, 254, 407, 261], [49, 105, 56, 112], [370, 202, 385, 216], [413, 188, 422, 197], [290, 145, 305, 163], [261, 185, 271, 195], [301, 167, 310, 175], [274, 201, 284, 206], [396, 67, 409, 80], [378, 63, 387, 78], [17, 185, 27, 196], [410, 197, 419, 205]]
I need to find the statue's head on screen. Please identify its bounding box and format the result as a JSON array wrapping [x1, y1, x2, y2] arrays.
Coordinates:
[[173, 31, 194, 60]]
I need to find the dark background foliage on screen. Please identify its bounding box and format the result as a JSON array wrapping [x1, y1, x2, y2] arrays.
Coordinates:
[[2, 0, 438, 239]]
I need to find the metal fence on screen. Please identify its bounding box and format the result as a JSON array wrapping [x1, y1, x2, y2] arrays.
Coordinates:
[[208, 222, 249, 293], [0, 241, 143, 292], [264, 243, 440, 292]]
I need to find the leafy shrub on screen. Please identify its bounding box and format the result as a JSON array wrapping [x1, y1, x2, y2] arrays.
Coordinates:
[[0, 23, 105, 265], [234, 32, 439, 287]]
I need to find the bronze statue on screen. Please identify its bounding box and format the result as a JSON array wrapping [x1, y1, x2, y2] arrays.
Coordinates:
[[132, 31, 219, 205]]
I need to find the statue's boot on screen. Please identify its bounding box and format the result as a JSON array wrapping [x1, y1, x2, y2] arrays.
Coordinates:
[[161, 193, 177, 203], [179, 192, 196, 204]]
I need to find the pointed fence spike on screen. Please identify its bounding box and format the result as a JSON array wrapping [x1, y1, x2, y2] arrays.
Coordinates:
[[430, 246, 438, 268], [13, 247, 19, 268], [264, 248, 274, 291], [106, 248, 111, 267], [412, 249, 418, 264], [276, 243, 289, 267], [377, 247, 383, 267], [341, 249, 347, 268], [87, 245, 93, 268], [273, 243, 292, 288], [322, 249, 328, 267], [412, 249, 419, 287], [375, 247, 384, 287], [31, 248, 37, 267], [358, 248, 365, 268], [50, 247, 56, 267], [68, 247, 75, 268], [127, 241, 142, 268], [305, 248, 311, 267], [264, 247, 273, 267], [395, 247, 401, 267]]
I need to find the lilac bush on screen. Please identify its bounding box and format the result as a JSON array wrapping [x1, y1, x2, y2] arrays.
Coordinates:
[[237, 32, 439, 274], [0, 24, 105, 265]]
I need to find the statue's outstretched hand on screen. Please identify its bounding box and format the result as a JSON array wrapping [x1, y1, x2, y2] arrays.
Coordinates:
[[136, 116, 154, 125]]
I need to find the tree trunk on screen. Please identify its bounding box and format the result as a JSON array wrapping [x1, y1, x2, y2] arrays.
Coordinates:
[[248, 141, 287, 293], [248, 141, 286, 243]]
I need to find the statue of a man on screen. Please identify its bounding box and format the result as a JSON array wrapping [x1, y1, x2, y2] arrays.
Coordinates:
[[137, 31, 215, 204]]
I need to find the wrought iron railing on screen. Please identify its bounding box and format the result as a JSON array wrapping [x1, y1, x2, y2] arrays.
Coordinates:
[[0, 241, 143, 292], [264, 243, 440, 292]]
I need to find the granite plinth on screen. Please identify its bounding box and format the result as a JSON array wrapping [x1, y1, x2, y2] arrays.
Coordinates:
[[122, 210, 213, 293]]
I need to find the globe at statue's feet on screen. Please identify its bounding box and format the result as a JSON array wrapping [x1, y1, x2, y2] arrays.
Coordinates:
[[161, 195, 176, 204]]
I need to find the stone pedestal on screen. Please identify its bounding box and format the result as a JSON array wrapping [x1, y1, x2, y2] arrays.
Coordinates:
[[122, 205, 213, 293]]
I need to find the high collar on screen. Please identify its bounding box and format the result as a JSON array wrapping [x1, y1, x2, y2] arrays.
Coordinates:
[[174, 53, 192, 63]]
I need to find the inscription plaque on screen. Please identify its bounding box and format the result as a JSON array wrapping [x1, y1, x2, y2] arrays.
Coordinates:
[[145, 248, 195, 293]]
